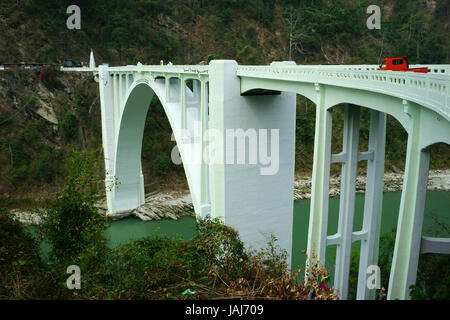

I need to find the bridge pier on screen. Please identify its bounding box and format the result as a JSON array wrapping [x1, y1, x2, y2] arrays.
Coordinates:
[[333, 105, 361, 300], [306, 84, 332, 267], [199, 77, 210, 212], [307, 101, 387, 300], [357, 110, 386, 300], [209, 60, 296, 258], [388, 103, 431, 300]]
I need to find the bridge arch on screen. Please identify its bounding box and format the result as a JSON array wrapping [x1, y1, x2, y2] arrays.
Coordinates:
[[111, 76, 203, 216], [241, 78, 414, 133], [323, 87, 411, 132]]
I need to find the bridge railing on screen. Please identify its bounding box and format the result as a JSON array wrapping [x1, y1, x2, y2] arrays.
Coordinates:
[[411, 64, 450, 74], [109, 65, 209, 76], [294, 64, 450, 75], [237, 65, 449, 121], [340, 64, 450, 75], [62, 63, 449, 120], [61, 64, 209, 77]]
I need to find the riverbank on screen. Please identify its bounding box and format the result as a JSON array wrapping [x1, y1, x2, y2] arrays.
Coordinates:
[[94, 192, 195, 221], [10, 169, 450, 224], [293, 169, 450, 200]]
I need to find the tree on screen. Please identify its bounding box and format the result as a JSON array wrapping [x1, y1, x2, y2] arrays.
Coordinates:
[[39, 150, 107, 262], [283, 6, 309, 61], [111, 27, 129, 63]]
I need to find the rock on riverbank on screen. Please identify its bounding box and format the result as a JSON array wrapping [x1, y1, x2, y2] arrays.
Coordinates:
[[93, 192, 195, 221], [293, 169, 450, 200]]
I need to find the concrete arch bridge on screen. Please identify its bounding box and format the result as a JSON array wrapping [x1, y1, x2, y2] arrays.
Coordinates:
[[63, 60, 450, 300]]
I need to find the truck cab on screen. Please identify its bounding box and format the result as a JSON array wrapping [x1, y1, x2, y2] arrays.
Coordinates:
[[379, 57, 428, 73], [380, 57, 409, 71]]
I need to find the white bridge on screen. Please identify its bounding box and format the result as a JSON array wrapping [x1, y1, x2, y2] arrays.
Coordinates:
[[63, 59, 450, 300]]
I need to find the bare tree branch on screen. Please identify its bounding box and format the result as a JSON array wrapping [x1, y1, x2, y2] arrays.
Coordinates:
[[283, 6, 309, 61]]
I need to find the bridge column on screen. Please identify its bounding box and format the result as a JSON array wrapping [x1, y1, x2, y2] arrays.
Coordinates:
[[307, 84, 332, 269], [333, 105, 360, 300], [209, 60, 296, 260], [139, 165, 145, 206], [388, 103, 430, 300], [356, 110, 386, 300], [200, 77, 210, 215], [119, 74, 123, 106], [181, 76, 186, 130], [98, 66, 117, 213], [165, 77, 170, 101]]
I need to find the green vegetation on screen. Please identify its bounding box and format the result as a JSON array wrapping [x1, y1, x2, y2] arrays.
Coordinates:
[[1, 150, 448, 300], [34, 146, 63, 183], [409, 253, 450, 300], [345, 227, 450, 300], [142, 99, 184, 180], [1, 151, 337, 300], [60, 112, 78, 140], [4, 0, 447, 65], [0, 201, 56, 298], [0, 209, 336, 299], [39, 150, 106, 262]]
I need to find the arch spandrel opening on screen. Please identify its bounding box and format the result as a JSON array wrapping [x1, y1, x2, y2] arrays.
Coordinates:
[[141, 93, 188, 194]]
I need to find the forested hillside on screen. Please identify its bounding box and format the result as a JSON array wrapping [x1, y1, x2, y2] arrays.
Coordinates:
[[0, 0, 448, 201]]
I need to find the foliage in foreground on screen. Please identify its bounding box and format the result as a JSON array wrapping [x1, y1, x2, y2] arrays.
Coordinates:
[[0, 208, 338, 300], [346, 228, 450, 300], [59, 216, 339, 300], [1, 197, 448, 300], [38, 150, 107, 263], [2, 150, 446, 300], [0, 205, 56, 299], [0, 150, 337, 299]]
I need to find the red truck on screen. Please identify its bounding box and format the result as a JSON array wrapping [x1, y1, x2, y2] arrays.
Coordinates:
[[379, 57, 428, 73]]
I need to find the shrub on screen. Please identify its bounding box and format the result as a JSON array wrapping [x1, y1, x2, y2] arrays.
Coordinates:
[[39, 67, 62, 90], [2, 205, 337, 300], [78, 236, 197, 299], [152, 152, 172, 177], [348, 228, 450, 300], [39, 150, 107, 263], [0, 208, 53, 299], [35, 146, 63, 183], [189, 217, 337, 300], [410, 253, 450, 300], [193, 216, 248, 279], [60, 112, 78, 140]]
